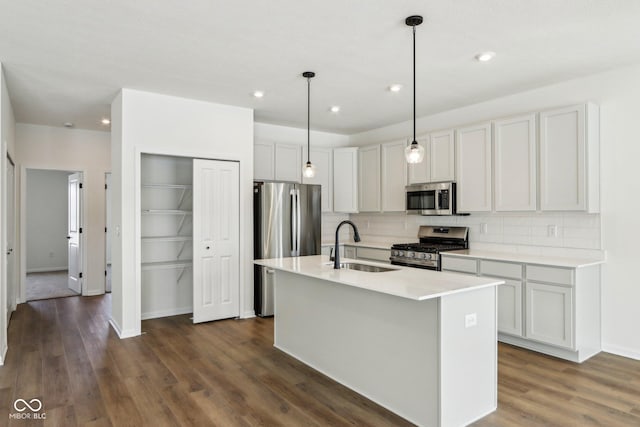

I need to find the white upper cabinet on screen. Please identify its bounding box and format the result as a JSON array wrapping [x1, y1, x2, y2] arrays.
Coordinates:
[[302, 146, 333, 212], [381, 140, 407, 212], [407, 135, 430, 184], [456, 123, 492, 212], [539, 103, 599, 212], [254, 142, 302, 183], [358, 145, 381, 212], [407, 130, 455, 184], [254, 142, 275, 180], [429, 130, 456, 182], [274, 143, 302, 182], [333, 147, 359, 213], [493, 114, 537, 211]]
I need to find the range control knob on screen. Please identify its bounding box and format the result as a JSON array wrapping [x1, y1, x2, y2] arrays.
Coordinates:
[[396, 251, 404, 257], [418, 253, 428, 259], [407, 251, 415, 258]]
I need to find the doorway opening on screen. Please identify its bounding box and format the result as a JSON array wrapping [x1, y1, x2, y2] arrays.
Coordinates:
[[24, 168, 84, 301]]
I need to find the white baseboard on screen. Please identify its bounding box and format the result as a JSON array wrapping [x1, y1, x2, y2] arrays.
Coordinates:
[[602, 343, 640, 360], [108, 318, 139, 339], [84, 290, 105, 297], [242, 309, 256, 319], [0, 343, 7, 366], [141, 306, 192, 320], [26, 266, 67, 273]]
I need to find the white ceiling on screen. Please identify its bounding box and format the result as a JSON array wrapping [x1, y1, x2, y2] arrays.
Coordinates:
[[1, 0, 640, 134]]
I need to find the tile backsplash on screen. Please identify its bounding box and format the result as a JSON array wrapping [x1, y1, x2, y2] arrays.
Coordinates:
[[346, 211, 602, 258]]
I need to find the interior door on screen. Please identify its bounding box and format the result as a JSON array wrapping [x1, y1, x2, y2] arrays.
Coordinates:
[[105, 173, 111, 293], [6, 157, 15, 319], [67, 172, 83, 294], [192, 159, 240, 323]]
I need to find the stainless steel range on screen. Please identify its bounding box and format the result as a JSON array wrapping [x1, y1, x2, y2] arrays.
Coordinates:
[[390, 226, 469, 270]]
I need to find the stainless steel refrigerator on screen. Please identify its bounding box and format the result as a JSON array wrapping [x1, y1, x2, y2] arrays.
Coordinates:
[[254, 181, 321, 317]]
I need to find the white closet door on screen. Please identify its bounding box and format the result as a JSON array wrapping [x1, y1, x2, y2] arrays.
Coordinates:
[[192, 159, 240, 323], [67, 172, 83, 294]]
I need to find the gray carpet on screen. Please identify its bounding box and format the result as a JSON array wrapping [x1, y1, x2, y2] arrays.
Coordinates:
[[26, 270, 80, 301]]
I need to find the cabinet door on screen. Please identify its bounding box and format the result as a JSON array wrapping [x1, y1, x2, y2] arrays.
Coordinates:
[[456, 123, 492, 212], [407, 135, 429, 184], [429, 129, 455, 182], [333, 148, 359, 213], [494, 114, 537, 211], [274, 143, 302, 183], [358, 145, 381, 212], [344, 246, 356, 259], [355, 247, 391, 263], [525, 282, 573, 348], [302, 146, 333, 212], [539, 105, 586, 211], [254, 142, 275, 180], [381, 140, 407, 212], [497, 279, 523, 336]]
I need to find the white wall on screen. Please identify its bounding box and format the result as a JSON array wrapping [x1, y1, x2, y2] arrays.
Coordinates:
[[349, 63, 640, 359], [15, 124, 111, 299], [255, 122, 350, 147], [111, 89, 253, 338], [0, 63, 16, 365], [25, 169, 71, 272]]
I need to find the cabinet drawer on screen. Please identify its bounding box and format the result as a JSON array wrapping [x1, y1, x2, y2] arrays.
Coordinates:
[[480, 260, 523, 279], [527, 265, 573, 286], [441, 256, 478, 274], [356, 247, 391, 263]]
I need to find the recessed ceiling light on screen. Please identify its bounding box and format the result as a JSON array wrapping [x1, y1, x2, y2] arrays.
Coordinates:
[[330, 106, 341, 113], [253, 90, 265, 98], [101, 118, 111, 125], [475, 51, 496, 62], [389, 84, 403, 93], [63, 122, 74, 128]]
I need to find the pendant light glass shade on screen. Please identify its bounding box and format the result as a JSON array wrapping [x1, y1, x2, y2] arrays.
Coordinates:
[[405, 141, 425, 164], [302, 71, 316, 178], [404, 15, 425, 164], [303, 161, 317, 178]]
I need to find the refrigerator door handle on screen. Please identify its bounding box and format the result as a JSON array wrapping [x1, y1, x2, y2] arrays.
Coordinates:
[[296, 188, 302, 256], [290, 188, 297, 256]]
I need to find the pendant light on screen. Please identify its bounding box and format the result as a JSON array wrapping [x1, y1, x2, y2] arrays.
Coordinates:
[[404, 15, 425, 164], [302, 71, 317, 178]]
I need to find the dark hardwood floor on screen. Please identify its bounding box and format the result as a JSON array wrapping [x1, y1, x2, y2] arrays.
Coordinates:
[[0, 295, 639, 426]]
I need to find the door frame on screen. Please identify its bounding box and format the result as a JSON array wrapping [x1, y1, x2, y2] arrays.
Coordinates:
[[19, 166, 87, 302], [5, 155, 16, 316]]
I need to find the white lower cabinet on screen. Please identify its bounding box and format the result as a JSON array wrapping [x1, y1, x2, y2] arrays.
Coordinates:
[[344, 246, 356, 259], [525, 282, 572, 348], [497, 279, 523, 337], [441, 254, 601, 362], [353, 246, 391, 263]]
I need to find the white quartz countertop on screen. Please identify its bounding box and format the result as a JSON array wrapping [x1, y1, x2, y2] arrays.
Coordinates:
[[442, 249, 605, 268], [254, 255, 503, 301]]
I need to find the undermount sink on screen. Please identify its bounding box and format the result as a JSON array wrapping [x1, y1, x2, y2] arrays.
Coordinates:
[[336, 262, 398, 273]]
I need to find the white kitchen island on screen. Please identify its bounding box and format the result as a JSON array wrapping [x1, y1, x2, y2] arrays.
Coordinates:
[[254, 255, 505, 427]]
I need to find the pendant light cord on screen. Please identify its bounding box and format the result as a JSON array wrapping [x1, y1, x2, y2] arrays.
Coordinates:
[[412, 24, 416, 145], [307, 76, 311, 163]]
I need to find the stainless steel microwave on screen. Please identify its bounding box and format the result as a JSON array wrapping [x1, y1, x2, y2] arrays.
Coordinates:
[[406, 182, 456, 215]]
